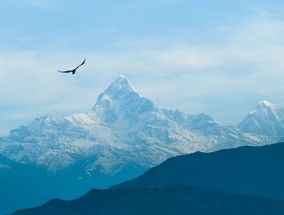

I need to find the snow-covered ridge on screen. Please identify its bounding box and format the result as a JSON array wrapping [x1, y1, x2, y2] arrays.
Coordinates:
[[0, 76, 278, 177]]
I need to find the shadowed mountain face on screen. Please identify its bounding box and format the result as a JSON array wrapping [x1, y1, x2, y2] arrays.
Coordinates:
[[12, 186, 284, 215], [12, 142, 284, 215], [114, 142, 284, 200]]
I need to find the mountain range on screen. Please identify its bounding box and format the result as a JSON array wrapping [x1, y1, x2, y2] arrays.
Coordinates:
[[12, 142, 284, 215], [1, 75, 284, 214]]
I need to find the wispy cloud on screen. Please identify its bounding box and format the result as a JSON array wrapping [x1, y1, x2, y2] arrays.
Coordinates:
[[104, 17, 284, 122], [2, 14, 284, 135]]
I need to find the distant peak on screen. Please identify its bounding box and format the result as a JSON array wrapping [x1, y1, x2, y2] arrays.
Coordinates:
[[106, 75, 136, 93], [92, 75, 155, 119], [248, 100, 275, 115], [114, 74, 131, 85], [117, 74, 127, 80], [258, 100, 273, 108], [92, 75, 138, 111]]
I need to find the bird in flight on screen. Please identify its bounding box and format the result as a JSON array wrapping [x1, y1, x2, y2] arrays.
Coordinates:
[[58, 59, 86, 74]]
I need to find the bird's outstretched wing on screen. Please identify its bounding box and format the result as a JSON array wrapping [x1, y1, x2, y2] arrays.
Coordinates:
[[74, 59, 86, 70], [57, 70, 73, 73], [57, 59, 86, 74]]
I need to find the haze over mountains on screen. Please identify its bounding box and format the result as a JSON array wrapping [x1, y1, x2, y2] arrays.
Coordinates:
[[13, 142, 284, 215], [1, 75, 284, 214]]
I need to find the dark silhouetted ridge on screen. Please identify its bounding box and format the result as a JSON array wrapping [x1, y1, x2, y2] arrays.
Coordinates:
[[12, 185, 284, 215], [113, 142, 284, 199], [12, 142, 284, 215]]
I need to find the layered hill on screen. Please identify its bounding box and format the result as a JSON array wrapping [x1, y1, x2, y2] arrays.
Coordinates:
[[114, 142, 284, 199], [13, 142, 284, 215], [13, 186, 284, 215]]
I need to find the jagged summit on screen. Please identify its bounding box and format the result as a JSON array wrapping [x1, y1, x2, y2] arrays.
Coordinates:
[[111, 75, 135, 90], [255, 100, 274, 110], [250, 100, 275, 115], [259, 100, 273, 106], [104, 75, 136, 97], [92, 75, 155, 123], [92, 75, 137, 108], [238, 100, 284, 136]]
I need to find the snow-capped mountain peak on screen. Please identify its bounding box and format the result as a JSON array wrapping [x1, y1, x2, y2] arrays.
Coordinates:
[[259, 100, 273, 106], [253, 100, 274, 112], [238, 100, 284, 136], [104, 75, 136, 96], [249, 100, 277, 117], [92, 75, 155, 123]]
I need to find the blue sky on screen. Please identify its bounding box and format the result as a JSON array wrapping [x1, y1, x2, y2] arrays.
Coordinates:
[[1, 0, 284, 135]]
